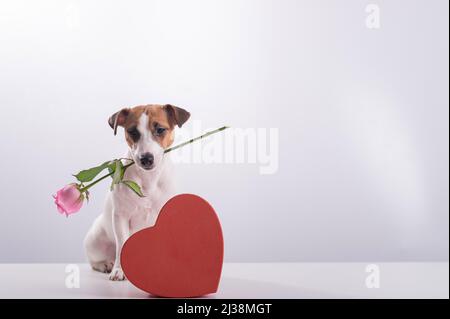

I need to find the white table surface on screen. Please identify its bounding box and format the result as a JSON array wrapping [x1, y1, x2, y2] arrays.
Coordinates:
[[0, 263, 447, 299]]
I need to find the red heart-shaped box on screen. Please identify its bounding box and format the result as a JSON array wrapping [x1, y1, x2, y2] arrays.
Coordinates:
[[121, 194, 224, 297]]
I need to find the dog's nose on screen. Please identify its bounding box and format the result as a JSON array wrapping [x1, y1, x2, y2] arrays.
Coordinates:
[[139, 153, 154, 168]]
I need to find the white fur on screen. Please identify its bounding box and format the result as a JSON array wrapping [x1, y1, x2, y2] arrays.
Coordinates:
[[84, 113, 176, 281], [130, 114, 165, 170]]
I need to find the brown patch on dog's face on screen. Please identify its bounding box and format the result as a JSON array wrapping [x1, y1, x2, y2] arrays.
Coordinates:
[[145, 106, 175, 149]]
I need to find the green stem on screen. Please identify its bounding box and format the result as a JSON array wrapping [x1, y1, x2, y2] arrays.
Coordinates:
[[79, 126, 229, 193], [164, 125, 229, 154]]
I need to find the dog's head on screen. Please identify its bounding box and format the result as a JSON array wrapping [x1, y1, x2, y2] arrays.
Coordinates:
[[108, 104, 190, 170]]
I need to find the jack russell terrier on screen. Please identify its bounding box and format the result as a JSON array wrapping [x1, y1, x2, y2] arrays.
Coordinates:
[[84, 104, 190, 281]]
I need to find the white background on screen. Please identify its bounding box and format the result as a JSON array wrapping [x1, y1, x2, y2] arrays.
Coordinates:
[[0, 0, 448, 262]]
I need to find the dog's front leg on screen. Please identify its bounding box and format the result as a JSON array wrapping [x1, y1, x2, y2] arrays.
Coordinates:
[[109, 211, 129, 281]]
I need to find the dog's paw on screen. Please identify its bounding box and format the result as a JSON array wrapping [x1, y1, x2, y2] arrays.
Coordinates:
[[109, 267, 126, 281], [92, 261, 114, 274]]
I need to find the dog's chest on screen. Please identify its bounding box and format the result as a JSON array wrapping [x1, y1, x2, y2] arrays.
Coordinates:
[[112, 181, 166, 232], [121, 168, 170, 222], [139, 183, 165, 210], [111, 159, 174, 231], [122, 174, 164, 207]]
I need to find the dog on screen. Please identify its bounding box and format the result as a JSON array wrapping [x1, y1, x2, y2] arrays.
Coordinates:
[[84, 104, 190, 280]]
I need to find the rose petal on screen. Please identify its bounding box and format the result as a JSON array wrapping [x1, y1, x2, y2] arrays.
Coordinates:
[[53, 184, 84, 216]]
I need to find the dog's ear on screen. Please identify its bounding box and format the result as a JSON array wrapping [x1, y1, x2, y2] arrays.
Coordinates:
[[108, 108, 130, 135], [164, 104, 190, 128]]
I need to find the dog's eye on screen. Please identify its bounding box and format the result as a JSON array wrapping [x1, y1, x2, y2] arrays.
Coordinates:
[[127, 127, 141, 142], [155, 127, 166, 136]]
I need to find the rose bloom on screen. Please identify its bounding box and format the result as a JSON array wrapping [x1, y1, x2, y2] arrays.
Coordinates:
[[53, 184, 84, 217]]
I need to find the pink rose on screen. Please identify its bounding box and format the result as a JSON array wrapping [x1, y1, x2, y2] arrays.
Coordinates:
[[53, 184, 84, 217]]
